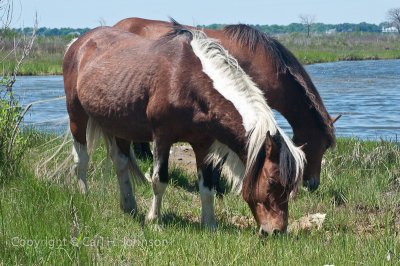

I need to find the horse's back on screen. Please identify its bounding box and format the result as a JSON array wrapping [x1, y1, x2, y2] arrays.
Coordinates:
[[63, 27, 149, 110], [113, 17, 172, 39]]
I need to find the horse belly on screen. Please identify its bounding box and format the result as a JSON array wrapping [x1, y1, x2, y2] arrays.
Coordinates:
[[77, 81, 153, 142]]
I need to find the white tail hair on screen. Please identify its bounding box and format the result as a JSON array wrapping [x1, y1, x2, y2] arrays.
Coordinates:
[[85, 117, 146, 187], [36, 117, 146, 188]]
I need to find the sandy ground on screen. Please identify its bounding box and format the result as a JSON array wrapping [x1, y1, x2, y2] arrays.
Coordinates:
[[169, 144, 198, 174]]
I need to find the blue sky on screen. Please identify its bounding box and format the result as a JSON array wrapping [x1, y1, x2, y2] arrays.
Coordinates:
[[12, 0, 400, 28]]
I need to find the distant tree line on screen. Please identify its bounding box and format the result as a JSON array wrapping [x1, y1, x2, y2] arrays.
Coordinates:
[[200, 22, 387, 34], [7, 22, 392, 37], [13, 27, 91, 37]]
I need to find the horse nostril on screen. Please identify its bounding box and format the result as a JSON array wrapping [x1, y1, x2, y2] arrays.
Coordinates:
[[272, 229, 280, 235], [258, 227, 269, 237]]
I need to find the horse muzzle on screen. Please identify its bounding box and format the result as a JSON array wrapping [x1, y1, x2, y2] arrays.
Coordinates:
[[303, 177, 320, 191], [258, 224, 287, 237]]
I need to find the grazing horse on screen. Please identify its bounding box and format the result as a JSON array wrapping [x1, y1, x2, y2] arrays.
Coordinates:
[[114, 17, 340, 191], [63, 26, 305, 235]]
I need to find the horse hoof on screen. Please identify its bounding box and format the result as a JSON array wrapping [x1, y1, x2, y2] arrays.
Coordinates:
[[145, 170, 152, 182], [120, 199, 137, 216], [77, 180, 87, 194], [201, 220, 217, 230], [146, 212, 160, 223]]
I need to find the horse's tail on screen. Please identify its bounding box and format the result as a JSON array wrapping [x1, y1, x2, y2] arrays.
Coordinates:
[[86, 117, 146, 187], [128, 145, 147, 185], [36, 117, 145, 189], [35, 129, 73, 182]]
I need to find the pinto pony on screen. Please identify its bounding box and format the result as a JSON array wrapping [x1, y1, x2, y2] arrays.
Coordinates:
[[114, 18, 340, 191], [63, 26, 305, 235]]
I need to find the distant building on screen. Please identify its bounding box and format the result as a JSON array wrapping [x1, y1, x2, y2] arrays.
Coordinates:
[[68, 31, 81, 37], [382, 26, 399, 33], [325, 28, 337, 35]]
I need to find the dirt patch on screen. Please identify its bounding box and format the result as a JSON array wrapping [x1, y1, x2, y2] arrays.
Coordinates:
[[169, 144, 197, 174]]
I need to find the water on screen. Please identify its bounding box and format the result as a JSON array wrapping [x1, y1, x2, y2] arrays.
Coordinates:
[[13, 75, 68, 133], [11, 59, 400, 140]]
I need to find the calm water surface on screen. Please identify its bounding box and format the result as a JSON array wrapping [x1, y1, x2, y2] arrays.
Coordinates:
[[13, 59, 400, 140]]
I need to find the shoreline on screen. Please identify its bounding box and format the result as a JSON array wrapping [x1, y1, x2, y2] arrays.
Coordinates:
[[11, 57, 400, 76]]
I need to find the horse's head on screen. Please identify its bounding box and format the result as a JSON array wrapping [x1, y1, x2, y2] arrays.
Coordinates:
[[242, 131, 303, 236], [293, 114, 340, 191]]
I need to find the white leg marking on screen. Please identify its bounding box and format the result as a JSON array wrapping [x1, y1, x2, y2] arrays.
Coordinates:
[[72, 139, 89, 194], [147, 158, 167, 223], [109, 140, 137, 214], [199, 171, 217, 229], [147, 179, 167, 223]]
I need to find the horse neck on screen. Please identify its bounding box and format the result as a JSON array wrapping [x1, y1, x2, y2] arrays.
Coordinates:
[[206, 104, 249, 162], [200, 31, 324, 140], [267, 73, 323, 140], [191, 83, 248, 162]]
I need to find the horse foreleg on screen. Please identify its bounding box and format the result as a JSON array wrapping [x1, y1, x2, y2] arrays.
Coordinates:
[[146, 139, 171, 223], [198, 167, 217, 229], [109, 137, 137, 215], [192, 142, 217, 229]]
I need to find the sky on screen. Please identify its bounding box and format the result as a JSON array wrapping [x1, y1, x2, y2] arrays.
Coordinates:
[[10, 0, 400, 29]]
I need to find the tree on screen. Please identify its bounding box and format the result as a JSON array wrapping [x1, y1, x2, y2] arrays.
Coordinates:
[[387, 7, 400, 34], [299, 14, 315, 37]]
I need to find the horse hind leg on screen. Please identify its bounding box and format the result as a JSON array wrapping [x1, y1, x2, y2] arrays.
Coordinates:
[[69, 104, 89, 194], [107, 137, 139, 215], [71, 139, 89, 193], [146, 139, 171, 223]]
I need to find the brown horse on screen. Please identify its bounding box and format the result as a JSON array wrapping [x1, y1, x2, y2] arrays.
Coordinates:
[[63, 26, 305, 235], [114, 17, 340, 191]]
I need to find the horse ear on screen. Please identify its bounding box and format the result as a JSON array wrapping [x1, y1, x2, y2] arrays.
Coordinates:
[[265, 131, 272, 153], [265, 131, 279, 160], [298, 143, 307, 150], [331, 114, 342, 125]]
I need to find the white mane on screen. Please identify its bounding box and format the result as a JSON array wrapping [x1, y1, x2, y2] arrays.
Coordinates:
[[188, 29, 306, 192]]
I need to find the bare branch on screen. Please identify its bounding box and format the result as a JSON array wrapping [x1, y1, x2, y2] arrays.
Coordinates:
[[299, 14, 316, 38], [5, 12, 37, 92], [0, 0, 13, 29], [387, 7, 400, 34]]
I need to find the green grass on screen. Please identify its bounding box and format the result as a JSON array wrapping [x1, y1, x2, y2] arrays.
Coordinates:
[[0, 52, 63, 76], [0, 134, 399, 264]]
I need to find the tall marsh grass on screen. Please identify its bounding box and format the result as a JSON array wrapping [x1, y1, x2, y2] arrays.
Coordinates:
[[278, 32, 400, 64], [0, 35, 70, 76]]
